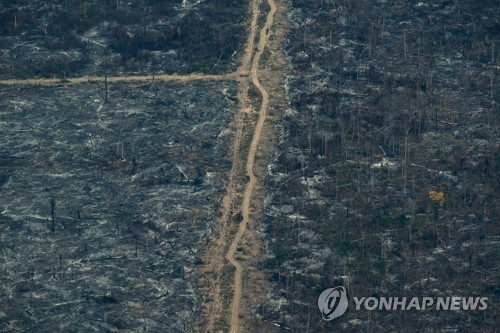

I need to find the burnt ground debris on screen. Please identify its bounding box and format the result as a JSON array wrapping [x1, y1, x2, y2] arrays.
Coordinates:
[[0, 81, 238, 332], [0, 0, 248, 78], [255, 0, 499, 332]]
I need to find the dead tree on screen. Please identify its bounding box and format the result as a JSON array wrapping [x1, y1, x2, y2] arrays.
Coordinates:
[[104, 68, 108, 103], [50, 197, 56, 232]]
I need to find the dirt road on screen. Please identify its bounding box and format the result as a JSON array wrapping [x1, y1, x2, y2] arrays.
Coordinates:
[[225, 0, 277, 331], [0, 73, 231, 85], [201, 0, 261, 331]]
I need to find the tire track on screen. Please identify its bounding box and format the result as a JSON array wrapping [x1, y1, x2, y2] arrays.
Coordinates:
[[200, 0, 261, 331], [226, 0, 277, 331]]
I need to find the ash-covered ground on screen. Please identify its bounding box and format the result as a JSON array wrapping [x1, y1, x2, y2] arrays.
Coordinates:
[[0, 80, 237, 332]]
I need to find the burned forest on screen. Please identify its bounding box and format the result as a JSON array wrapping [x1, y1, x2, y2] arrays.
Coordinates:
[[255, 0, 499, 332], [0, 0, 499, 332]]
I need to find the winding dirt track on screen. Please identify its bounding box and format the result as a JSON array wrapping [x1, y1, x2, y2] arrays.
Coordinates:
[[203, 0, 260, 330], [226, 0, 277, 331]]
